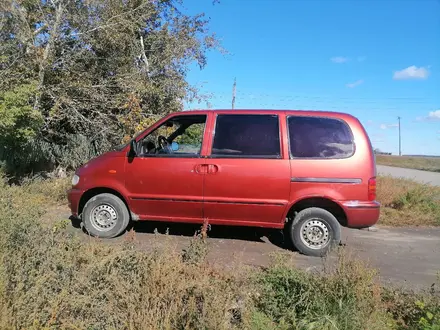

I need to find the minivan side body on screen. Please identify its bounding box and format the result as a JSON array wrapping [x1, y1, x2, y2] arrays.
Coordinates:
[[67, 109, 379, 256]]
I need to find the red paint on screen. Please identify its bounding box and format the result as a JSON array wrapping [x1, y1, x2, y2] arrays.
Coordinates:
[[67, 109, 380, 229]]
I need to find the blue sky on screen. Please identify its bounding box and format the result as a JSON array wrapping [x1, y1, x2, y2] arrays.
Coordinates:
[[181, 0, 440, 156]]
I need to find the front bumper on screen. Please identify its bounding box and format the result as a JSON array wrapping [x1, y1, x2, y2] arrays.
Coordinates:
[[342, 201, 380, 228], [67, 188, 84, 217]]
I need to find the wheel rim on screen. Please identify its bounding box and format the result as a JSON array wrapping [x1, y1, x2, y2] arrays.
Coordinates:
[[90, 204, 118, 232], [299, 218, 331, 250]]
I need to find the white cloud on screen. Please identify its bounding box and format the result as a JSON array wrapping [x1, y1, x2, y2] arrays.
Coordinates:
[[380, 123, 398, 129], [346, 79, 364, 88], [428, 110, 440, 120], [417, 110, 440, 122], [331, 56, 349, 63], [393, 65, 430, 80]]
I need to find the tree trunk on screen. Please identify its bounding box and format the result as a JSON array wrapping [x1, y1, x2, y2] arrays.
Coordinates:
[[34, 0, 64, 111]]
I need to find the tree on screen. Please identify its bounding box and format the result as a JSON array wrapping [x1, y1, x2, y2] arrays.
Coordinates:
[[0, 0, 221, 175]]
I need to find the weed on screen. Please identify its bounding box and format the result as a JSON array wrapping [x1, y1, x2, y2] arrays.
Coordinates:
[[383, 287, 440, 330], [377, 176, 440, 226], [251, 249, 390, 330], [182, 219, 210, 265]]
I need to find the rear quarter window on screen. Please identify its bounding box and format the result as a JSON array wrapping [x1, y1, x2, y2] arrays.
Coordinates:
[[287, 116, 355, 159]]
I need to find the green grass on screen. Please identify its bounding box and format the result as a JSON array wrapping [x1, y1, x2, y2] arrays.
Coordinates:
[[0, 175, 439, 329], [376, 155, 440, 173]]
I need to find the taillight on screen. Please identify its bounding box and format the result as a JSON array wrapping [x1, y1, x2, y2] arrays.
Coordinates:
[[368, 177, 377, 201]]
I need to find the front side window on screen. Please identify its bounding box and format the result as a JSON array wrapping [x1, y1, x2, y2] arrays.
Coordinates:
[[211, 114, 281, 158], [137, 115, 206, 157], [288, 116, 354, 159]]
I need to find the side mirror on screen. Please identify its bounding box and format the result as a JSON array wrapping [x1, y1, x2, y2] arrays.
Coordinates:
[[171, 141, 179, 151], [128, 138, 137, 158]]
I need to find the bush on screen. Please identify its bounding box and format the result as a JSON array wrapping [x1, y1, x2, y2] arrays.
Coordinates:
[[383, 286, 440, 330], [251, 250, 390, 330], [0, 135, 105, 178]]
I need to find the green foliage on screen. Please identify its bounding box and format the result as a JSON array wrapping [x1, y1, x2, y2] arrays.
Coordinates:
[[383, 288, 440, 330], [1, 0, 222, 176], [0, 134, 101, 176], [394, 186, 440, 213], [251, 251, 390, 330], [0, 83, 42, 146], [177, 123, 205, 147]]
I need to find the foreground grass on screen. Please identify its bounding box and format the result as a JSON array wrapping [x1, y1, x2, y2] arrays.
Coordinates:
[[377, 176, 440, 226], [0, 176, 439, 329], [376, 155, 440, 173]]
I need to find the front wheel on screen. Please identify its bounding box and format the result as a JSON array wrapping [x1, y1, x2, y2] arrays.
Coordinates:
[[287, 207, 341, 257], [82, 193, 130, 238]]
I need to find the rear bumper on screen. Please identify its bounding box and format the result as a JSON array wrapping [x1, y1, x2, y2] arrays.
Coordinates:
[[342, 201, 380, 228], [67, 188, 83, 217]]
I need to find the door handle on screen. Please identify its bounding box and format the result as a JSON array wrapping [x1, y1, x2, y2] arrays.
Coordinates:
[[194, 164, 208, 174], [207, 164, 218, 174]]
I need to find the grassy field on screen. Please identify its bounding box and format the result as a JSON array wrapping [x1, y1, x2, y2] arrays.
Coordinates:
[[0, 174, 439, 329], [377, 176, 440, 226], [376, 155, 440, 172]]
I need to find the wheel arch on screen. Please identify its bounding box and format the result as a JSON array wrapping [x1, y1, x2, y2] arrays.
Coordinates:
[[285, 197, 348, 227], [79, 187, 131, 219]]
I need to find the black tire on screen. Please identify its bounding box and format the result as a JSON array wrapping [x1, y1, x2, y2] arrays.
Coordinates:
[[82, 193, 130, 238], [287, 207, 341, 257]]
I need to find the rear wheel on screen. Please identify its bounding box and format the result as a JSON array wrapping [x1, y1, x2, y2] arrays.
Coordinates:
[[82, 193, 130, 238], [287, 207, 341, 257]]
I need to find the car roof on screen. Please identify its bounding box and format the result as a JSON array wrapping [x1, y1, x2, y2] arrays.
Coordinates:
[[177, 109, 356, 120]]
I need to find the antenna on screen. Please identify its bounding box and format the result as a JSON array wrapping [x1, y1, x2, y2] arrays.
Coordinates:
[[398, 116, 401, 156]]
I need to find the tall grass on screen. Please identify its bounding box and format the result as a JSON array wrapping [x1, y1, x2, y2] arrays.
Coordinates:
[[0, 175, 439, 329], [377, 176, 440, 226]]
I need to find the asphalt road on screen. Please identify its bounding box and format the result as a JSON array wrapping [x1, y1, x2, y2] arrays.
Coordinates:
[[377, 165, 440, 186]]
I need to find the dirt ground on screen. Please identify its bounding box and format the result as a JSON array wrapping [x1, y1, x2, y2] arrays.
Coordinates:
[[58, 205, 439, 291]]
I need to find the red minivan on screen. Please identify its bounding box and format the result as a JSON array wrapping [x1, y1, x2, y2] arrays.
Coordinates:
[[67, 110, 380, 256]]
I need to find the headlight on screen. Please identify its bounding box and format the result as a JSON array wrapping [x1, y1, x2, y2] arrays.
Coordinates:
[[72, 174, 80, 186]]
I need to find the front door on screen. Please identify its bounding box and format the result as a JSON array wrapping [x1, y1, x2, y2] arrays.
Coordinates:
[[202, 113, 291, 227], [124, 113, 208, 223]]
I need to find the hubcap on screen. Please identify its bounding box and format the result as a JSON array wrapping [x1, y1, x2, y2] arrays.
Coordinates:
[[300, 219, 330, 249], [90, 204, 118, 232]]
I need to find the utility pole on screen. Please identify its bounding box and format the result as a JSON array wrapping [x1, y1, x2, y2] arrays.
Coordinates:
[[398, 116, 401, 156], [232, 77, 236, 109]]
